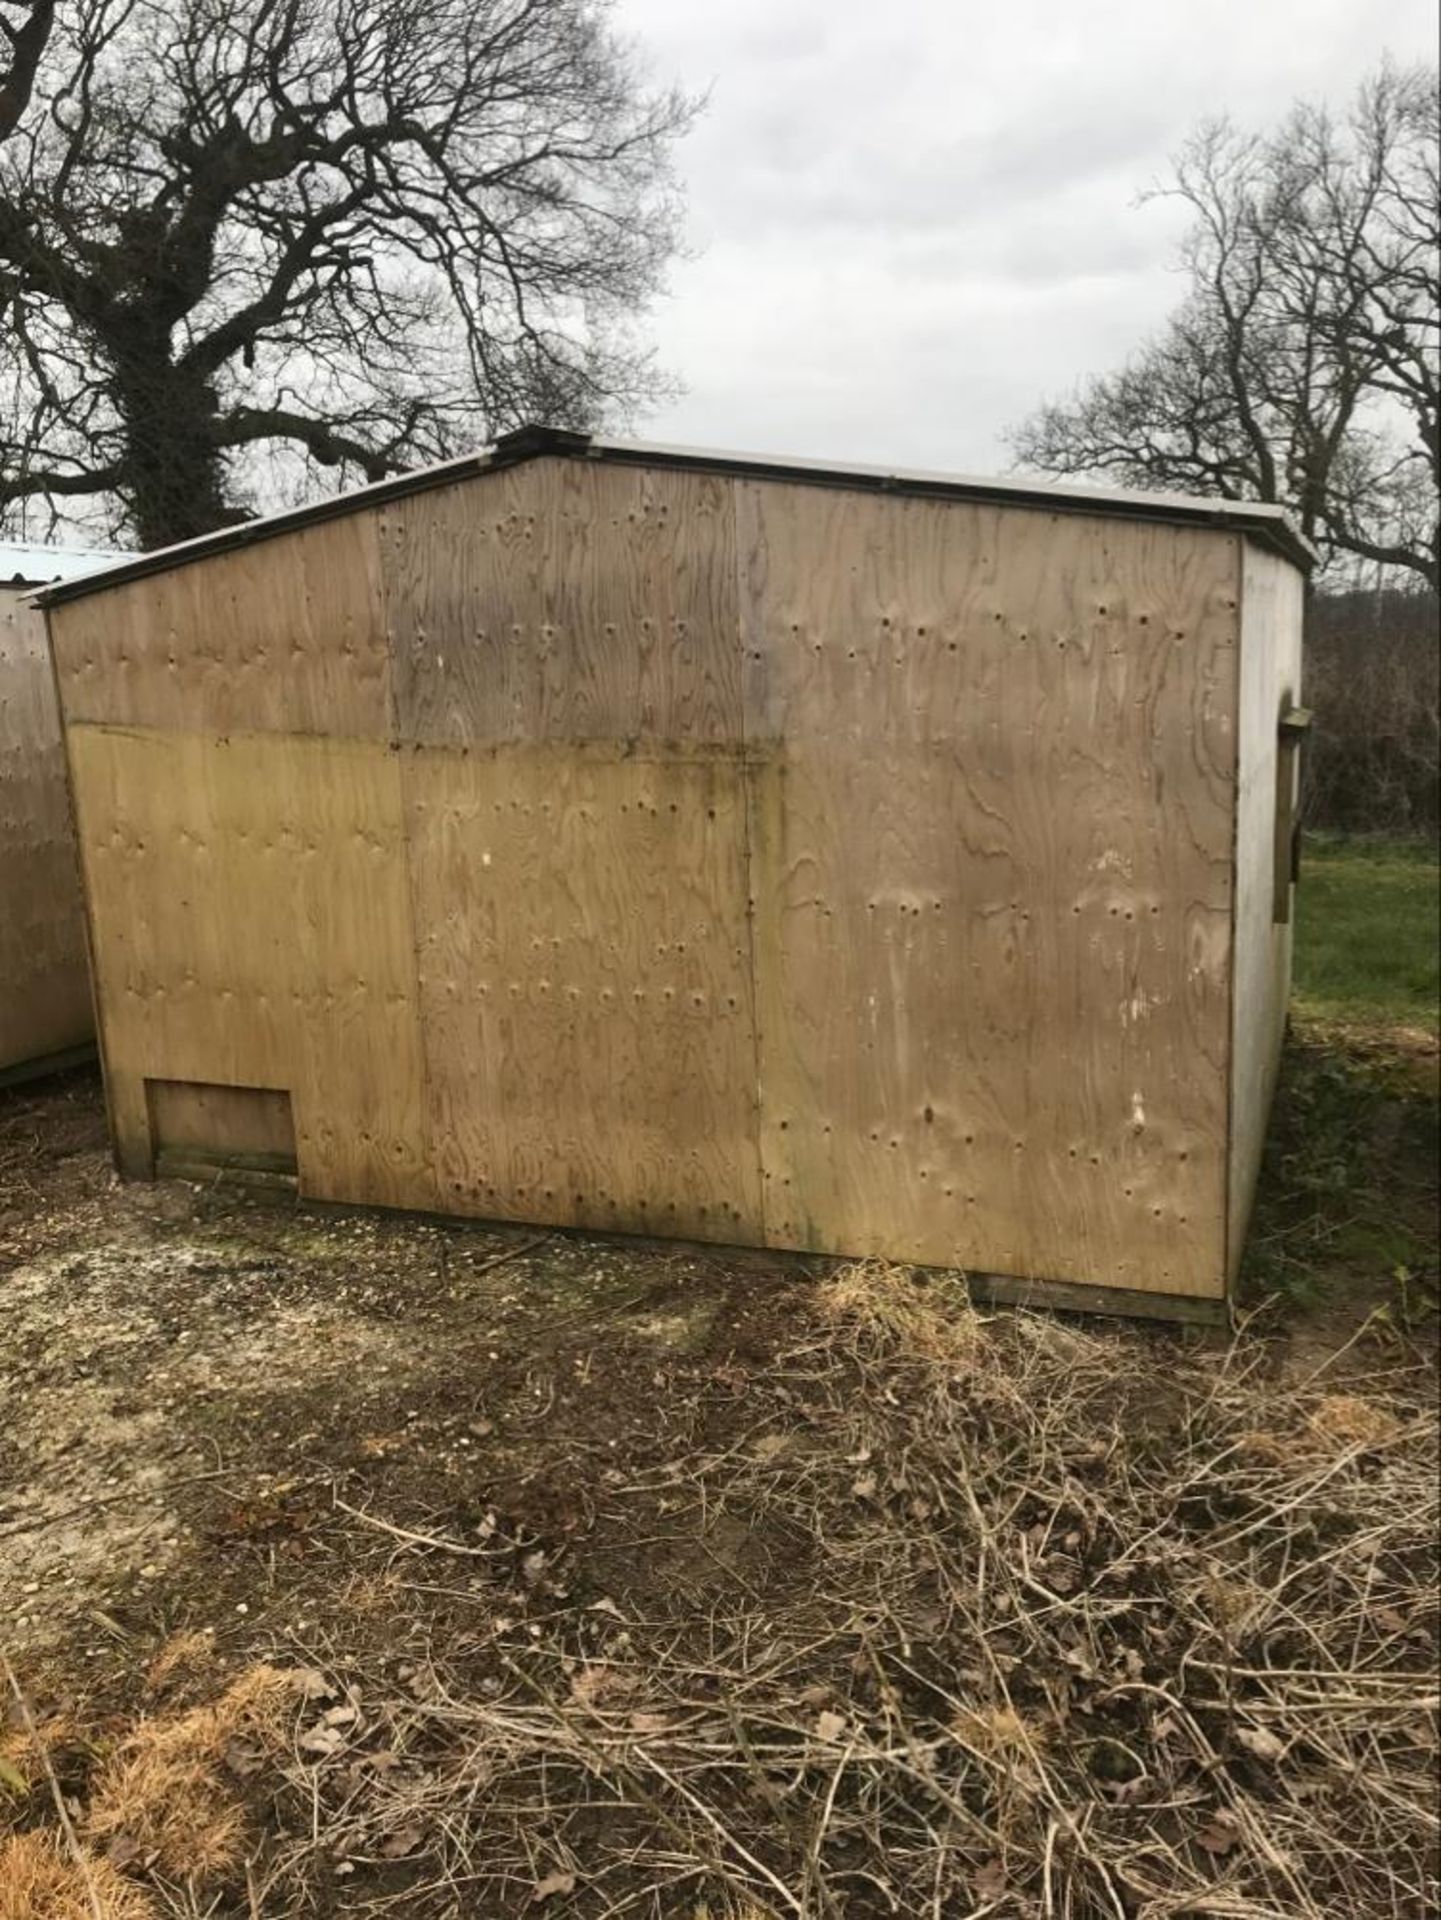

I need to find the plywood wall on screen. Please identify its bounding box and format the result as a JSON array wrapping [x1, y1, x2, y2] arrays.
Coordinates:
[[383, 460, 762, 1239], [384, 461, 741, 746], [65, 726, 431, 1208], [402, 745, 762, 1240], [48, 457, 1298, 1303], [741, 485, 1240, 1295], [0, 586, 92, 1073], [1227, 546, 1306, 1278], [51, 516, 390, 739]]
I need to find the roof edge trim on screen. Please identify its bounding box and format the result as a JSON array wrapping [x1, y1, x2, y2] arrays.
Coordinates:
[[34, 425, 1316, 607]]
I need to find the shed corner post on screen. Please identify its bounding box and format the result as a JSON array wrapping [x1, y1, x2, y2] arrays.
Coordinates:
[[1223, 539, 1309, 1292]]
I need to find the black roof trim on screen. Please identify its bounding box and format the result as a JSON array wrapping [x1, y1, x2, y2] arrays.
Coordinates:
[[35, 425, 1315, 607]]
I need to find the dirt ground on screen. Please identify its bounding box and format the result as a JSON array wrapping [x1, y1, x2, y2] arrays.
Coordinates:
[[1, 1060, 1436, 1919]]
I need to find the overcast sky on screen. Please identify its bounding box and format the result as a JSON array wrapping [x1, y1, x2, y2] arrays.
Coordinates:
[[612, 0, 1437, 477]]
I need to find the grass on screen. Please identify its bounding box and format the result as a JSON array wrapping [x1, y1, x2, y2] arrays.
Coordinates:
[[0, 1832, 157, 1920], [1242, 832, 1439, 1313], [1293, 832, 1439, 1032]]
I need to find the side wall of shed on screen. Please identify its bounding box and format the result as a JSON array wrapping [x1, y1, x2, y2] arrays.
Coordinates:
[[1227, 546, 1306, 1278], [0, 586, 93, 1074]]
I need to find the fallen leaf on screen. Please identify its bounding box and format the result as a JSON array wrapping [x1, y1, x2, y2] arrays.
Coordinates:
[[751, 1432, 788, 1461], [1196, 1811, 1240, 1856], [521, 1550, 547, 1584], [1106, 1773, 1150, 1805], [300, 1723, 346, 1756], [222, 1736, 264, 1777], [1236, 1726, 1285, 1763], [379, 1825, 424, 1860], [588, 1597, 626, 1620], [569, 1663, 634, 1707], [532, 1869, 577, 1902], [972, 1858, 1007, 1899], [628, 1710, 672, 1734], [292, 1666, 335, 1700], [815, 1710, 848, 1742], [0, 1754, 27, 1796], [851, 1472, 878, 1500]]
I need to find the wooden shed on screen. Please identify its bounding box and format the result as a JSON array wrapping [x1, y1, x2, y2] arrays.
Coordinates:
[[38, 429, 1311, 1318], [0, 543, 113, 1082]]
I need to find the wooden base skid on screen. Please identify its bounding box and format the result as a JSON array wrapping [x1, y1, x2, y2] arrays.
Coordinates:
[[0, 1040, 98, 1091], [144, 1157, 1227, 1328]]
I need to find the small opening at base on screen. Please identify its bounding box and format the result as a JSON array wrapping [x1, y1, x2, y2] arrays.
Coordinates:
[[145, 1078, 297, 1177]]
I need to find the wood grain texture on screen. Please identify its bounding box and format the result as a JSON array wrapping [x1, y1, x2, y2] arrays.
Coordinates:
[[386, 458, 740, 747], [401, 743, 763, 1241], [740, 482, 1242, 1295], [1227, 545, 1306, 1279], [47, 515, 391, 739], [147, 1078, 296, 1166], [67, 725, 432, 1207], [0, 587, 93, 1071]]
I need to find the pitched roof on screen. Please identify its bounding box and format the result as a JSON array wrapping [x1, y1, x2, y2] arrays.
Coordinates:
[[33, 425, 1315, 607]]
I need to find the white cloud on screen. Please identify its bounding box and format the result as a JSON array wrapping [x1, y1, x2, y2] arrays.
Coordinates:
[[614, 0, 1439, 473]]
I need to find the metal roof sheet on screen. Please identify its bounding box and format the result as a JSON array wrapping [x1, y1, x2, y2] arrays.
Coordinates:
[[1, 541, 122, 588], [32, 426, 1316, 607]]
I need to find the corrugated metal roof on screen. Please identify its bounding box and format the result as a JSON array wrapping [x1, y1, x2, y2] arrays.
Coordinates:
[[32, 426, 1316, 607], [1, 541, 122, 588]]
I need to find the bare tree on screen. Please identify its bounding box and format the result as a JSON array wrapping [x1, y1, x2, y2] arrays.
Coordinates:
[[0, 0, 694, 548], [1010, 64, 1439, 590]]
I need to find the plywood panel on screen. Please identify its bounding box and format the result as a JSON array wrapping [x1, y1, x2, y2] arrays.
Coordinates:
[[403, 743, 762, 1241], [1227, 546, 1306, 1277], [387, 459, 740, 747], [0, 587, 92, 1071], [47, 515, 390, 739], [741, 483, 1241, 1295], [67, 725, 431, 1208]]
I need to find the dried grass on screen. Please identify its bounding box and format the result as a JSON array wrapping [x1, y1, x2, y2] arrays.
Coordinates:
[[1306, 1390, 1405, 1451], [10, 1280, 1437, 1917], [816, 1258, 985, 1369], [142, 1630, 216, 1696], [0, 1831, 156, 1920], [0, 1712, 83, 1796], [82, 1664, 296, 1884], [242, 1284, 1438, 1917]]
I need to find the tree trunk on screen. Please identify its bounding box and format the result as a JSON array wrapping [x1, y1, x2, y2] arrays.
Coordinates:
[[111, 352, 239, 550]]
